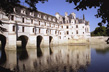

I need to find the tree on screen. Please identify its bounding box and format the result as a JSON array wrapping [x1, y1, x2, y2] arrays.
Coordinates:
[[66, 0, 109, 28], [91, 26, 107, 36]]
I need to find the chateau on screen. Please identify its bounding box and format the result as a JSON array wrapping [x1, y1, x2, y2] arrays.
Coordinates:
[[0, 5, 90, 50]]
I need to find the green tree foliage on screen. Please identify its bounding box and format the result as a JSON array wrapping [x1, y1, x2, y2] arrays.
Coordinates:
[[91, 26, 108, 36]]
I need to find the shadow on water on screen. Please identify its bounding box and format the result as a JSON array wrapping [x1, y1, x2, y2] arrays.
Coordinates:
[[37, 47, 43, 58], [96, 47, 109, 54], [49, 47, 53, 55], [17, 47, 28, 61], [0, 34, 6, 65], [37, 35, 43, 57]]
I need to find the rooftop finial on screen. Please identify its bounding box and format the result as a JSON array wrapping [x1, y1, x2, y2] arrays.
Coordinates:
[[83, 14, 85, 20]]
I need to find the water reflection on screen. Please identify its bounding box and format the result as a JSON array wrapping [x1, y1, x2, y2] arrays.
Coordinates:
[[0, 49, 16, 72], [16, 45, 91, 72], [1, 44, 109, 72]]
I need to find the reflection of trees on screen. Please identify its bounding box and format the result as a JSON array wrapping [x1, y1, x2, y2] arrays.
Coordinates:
[[96, 47, 109, 54]]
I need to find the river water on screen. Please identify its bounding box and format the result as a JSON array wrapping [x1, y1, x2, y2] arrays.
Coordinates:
[[0, 44, 109, 72]]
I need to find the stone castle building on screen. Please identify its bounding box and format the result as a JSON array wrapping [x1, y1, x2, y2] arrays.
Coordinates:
[[0, 5, 90, 50]]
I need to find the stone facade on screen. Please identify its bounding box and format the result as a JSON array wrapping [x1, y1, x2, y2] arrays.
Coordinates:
[[0, 5, 90, 50]]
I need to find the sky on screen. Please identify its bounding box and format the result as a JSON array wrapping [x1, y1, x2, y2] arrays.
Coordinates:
[[22, 0, 102, 32]]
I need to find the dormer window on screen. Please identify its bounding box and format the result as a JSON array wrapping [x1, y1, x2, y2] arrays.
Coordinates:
[[10, 15, 14, 21], [43, 15, 47, 20], [48, 17, 51, 21], [30, 12, 34, 16], [21, 9, 26, 14], [37, 13, 41, 18], [53, 18, 55, 22]]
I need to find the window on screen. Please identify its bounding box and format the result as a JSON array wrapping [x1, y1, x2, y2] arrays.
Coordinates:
[[66, 26, 69, 29], [39, 21, 40, 25], [60, 36, 61, 39], [30, 12, 34, 16], [76, 30, 78, 34], [22, 27, 24, 32], [38, 29, 40, 33], [45, 22, 46, 26], [31, 19, 33, 24], [11, 15, 14, 21], [33, 28, 34, 33], [55, 31, 57, 34], [48, 17, 51, 21], [46, 30, 47, 34], [21, 9, 26, 14], [76, 25, 78, 28], [67, 31, 69, 35], [22, 17, 25, 23], [13, 26, 15, 31], [43, 15, 47, 19], [38, 13, 41, 18], [83, 26, 84, 28], [61, 26, 63, 28], [53, 18, 55, 22]]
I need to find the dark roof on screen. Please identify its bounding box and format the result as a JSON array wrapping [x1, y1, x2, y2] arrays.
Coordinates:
[[14, 5, 58, 23]]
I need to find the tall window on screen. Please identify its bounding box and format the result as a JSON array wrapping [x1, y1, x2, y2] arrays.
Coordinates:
[[13, 26, 15, 31], [45, 22, 46, 26], [31, 19, 33, 24], [76, 30, 78, 34], [22, 27, 24, 32], [22, 17, 25, 23], [55, 31, 57, 34], [39, 21, 40, 25], [76, 25, 78, 28], [11, 15, 14, 21], [67, 31, 69, 35], [33, 28, 34, 33], [66, 26, 69, 29], [39, 29, 40, 33]]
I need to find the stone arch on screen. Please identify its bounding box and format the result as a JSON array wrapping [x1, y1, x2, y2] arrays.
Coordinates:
[[0, 34, 6, 50], [37, 35, 43, 48], [17, 35, 28, 48]]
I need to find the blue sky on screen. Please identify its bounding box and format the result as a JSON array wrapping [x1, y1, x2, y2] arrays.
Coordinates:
[[22, 0, 102, 32]]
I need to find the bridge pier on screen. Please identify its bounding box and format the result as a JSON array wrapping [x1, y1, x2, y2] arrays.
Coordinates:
[[39, 35, 49, 48], [26, 35, 36, 49], [5, 34, 16, 50]]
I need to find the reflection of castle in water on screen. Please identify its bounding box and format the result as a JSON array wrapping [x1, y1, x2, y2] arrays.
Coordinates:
[[17, 46, 91, 72]]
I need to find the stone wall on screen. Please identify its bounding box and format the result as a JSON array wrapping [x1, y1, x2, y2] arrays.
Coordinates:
[[89, 36, 109, 44]]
